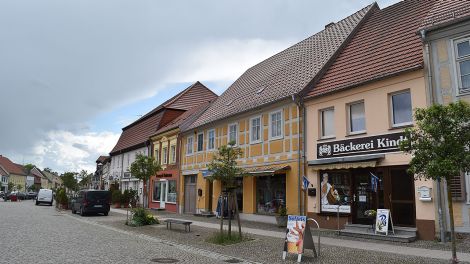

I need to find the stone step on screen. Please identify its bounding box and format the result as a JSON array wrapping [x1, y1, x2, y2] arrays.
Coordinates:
[[340, 229, 416, 243]]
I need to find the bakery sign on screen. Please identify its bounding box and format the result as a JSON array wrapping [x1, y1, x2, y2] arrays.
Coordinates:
[[317, 132, 407, 159]]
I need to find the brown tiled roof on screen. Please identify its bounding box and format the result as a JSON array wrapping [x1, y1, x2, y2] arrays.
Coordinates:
[[0, 155, 27, 175], [110, 82, 216, 155], [419, 0, 470, 32], [307, 0, 435, 98], [187, 4, 375, 130], [0, 166, 7, 176], [96, 156, 110, 164]]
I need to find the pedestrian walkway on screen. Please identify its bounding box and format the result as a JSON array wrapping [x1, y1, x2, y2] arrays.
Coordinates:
[[111, 208, 470, 262]]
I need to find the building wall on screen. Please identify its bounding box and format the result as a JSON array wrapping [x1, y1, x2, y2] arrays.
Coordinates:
[[426, 21, 470, 233], [305, 70, 436, 239], [180, 100, 303, 215], [9, 174, 26, 191]]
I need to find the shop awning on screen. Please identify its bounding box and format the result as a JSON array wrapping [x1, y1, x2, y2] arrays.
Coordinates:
[[242, 165, 291, 176], [308, 154, 384, 171]]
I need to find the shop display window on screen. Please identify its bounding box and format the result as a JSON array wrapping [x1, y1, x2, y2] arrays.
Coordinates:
[[256, 175, 286, 215]]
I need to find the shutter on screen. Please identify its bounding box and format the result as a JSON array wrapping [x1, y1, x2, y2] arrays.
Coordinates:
[[449, 172, 466, 201]]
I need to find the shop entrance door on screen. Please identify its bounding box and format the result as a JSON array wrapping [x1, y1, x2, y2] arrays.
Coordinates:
[[159, 180, 168, 209], [184, 175, 197, 213], [352, 169, 379, 225], [386, 168, 415, 227]]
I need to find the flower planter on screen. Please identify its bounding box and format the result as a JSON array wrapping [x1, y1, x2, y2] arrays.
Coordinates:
[[276, 216, 288, 227], [59, 203, 68, 210], [114, 203, 121, 208]]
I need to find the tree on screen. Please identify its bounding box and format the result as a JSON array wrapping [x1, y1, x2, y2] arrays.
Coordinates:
[[207, 141, 244, 238], [24, 164, 35, 173], [78, 170, 92, 188], [61, 172, 78, 192], [8, 182, 14, 192], [400, 101, 470, 264], [130, 154, 161, 208], [16, 184, 23, 191]]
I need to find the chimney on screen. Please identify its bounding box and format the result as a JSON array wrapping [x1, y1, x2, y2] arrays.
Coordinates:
[[325, 22, 335, 29]]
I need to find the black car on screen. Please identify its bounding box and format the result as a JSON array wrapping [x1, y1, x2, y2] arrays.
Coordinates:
[[71, 190, 111, 216]]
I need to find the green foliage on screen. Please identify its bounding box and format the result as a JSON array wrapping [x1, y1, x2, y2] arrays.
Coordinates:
[[277, 205, 287, 217], [206, 232, 250, 245], [16, 184, 23, 191], [8, 182, 14, 192], [112, 190, 122, 204], [130, 154, 161, 183], [127, 208, 158, 226], [24, 164, 35, 173], [399, 101, 470, 181], [206, 141, 244, 189], [128, 189, 139, 206], [56, 188, 68, 205], [61, 172, 78, 191]]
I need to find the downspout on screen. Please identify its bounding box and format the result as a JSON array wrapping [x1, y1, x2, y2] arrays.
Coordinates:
[[292, 95, 303, 215], [420, 29, 446, 242]]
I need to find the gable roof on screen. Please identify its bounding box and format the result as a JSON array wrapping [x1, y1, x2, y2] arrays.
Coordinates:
[[110, 81, 216, 155], [419, 0, 470, 32], [0, 166, 7, 176], [0, 155, 27, 176], [96, 156, 110, 164], [186, 4, 375, 130], [306, 0, 435, 98]]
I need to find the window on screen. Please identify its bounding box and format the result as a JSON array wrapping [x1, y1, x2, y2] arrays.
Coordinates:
[[153, 180, 161, 202], [207, 129, 215, 150], [170, 145, 176, 164], [320, 171, 352, 213], [228, 123, 238, 145], [455, 38, 470, 94], [391, 90, 413, 126], [162, 147, 168, 164], [154, 146, 160, 164], [270, 110, 283, 139], [348, 101, 366, 133], [186, 136, 193, 155], [167, 180, 177, 203], [256, 175, 286, 215], [197, 132, 204, 152], [250, 116, 261, 143], [320, 108, 335, 138]]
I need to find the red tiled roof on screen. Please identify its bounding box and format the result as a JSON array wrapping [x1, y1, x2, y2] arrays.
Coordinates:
[[96, 156, 110, 164], [306, 0, 435, 98], [110, 82, 216, 154], [0, 155, 27, 175], [187, 4, 375, 130], [419, 0, 470, 32], [0, 166, 7, 176]]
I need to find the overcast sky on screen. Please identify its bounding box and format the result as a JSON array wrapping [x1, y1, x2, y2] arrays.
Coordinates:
[[0, 0, 400, 173]]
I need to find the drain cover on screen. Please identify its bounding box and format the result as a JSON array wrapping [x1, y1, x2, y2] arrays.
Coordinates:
[[150, 258, 179, 263], [224, 259, 242, 263]]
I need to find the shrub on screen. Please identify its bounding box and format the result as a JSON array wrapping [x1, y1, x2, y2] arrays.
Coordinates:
[[127, 207, 158, 227], [112, 190, 122, 204], [55, 188, 68, 205], [122, 190, 130, 205]]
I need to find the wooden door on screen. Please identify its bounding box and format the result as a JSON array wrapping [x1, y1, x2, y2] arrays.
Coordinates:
[[184, 175, 197, 213]]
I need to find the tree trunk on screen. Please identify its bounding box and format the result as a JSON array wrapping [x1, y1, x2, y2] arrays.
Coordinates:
[[219, 192, 224, 234], [143, 179, 146, 209], [446, 182, 458, 263], [233, 191, 242, 238], [228, 192, 232, 238]]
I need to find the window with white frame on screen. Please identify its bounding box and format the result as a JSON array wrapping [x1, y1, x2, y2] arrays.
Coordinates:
[[170, 144, 176, 164], [162, 147, 168, 164], [186, 136, 193, 155], [348, 101, 366, 133], [228, 123, 238, 145], [154, 146, 160, 164], [207, 129, 215, 150], [390, 90, 413, 126], [250, 116, 261, 143], [270, 110, 283, 139], [455, 38, 470, 94], [197, 132, 204, 152], [320, 108, 335, 138]]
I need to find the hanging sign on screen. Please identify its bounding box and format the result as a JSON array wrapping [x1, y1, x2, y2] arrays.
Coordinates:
[[302, 176, 310, 190], [375, 209, 394, 236]]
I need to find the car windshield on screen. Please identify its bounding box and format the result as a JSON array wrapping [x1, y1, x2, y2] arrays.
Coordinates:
[[86, 191, 110, 201]]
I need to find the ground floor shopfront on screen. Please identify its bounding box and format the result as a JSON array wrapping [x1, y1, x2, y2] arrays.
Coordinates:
[[180, 160, 302, 222], [307, 152, 436, 240], [149, 170, 178, 213]]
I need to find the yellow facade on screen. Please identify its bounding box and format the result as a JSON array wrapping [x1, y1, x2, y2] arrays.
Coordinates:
[[9, 174, 26, 191], [180, 101, 304, 216]]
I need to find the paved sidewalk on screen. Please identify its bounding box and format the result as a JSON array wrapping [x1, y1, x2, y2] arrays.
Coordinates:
[[111, 208, 470, 262]]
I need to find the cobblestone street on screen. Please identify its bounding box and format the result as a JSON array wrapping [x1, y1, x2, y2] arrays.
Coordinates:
[[1, 201, 468, 264]]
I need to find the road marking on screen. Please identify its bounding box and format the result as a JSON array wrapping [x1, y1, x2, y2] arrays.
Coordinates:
[[63, 213, 261, 264]]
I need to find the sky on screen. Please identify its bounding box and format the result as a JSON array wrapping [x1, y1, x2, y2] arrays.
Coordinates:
[[0, 0, 400, 173]]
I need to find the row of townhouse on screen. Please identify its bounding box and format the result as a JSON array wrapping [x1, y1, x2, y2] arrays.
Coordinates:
[[0, 155, 61, 192], [105, 0, 470, 241]]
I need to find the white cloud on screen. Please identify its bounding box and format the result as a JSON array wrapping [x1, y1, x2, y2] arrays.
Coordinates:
[[32, 130, 119, 173]]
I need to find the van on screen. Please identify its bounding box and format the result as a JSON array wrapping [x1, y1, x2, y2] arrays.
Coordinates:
[[36, 189, 53, 206], [71, 190, 111, 216]]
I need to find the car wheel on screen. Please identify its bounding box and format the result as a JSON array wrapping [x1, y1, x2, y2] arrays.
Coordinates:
[[35, 201, 38, 206], [104, 211, 109, 216], [72, 208, 76, 214], [80, 207, 85, 216]]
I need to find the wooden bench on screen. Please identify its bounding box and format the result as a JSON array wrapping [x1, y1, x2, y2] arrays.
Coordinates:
[[164, 219, 193, 232]]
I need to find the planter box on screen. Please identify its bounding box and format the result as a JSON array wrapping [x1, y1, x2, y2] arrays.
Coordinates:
[[276, 216, 288, 227], [114, 203, 121, 208]]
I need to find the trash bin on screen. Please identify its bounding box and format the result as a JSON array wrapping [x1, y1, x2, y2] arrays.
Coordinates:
[[10, 194, 17, 202]]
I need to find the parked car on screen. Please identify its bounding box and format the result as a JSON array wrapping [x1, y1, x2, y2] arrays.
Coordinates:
[[71, 190, 110, 216], [0, 191, 4, 199], [26, 192, 37, 199], [10, 191, 26, 200], [36, 189, 53, 206]]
